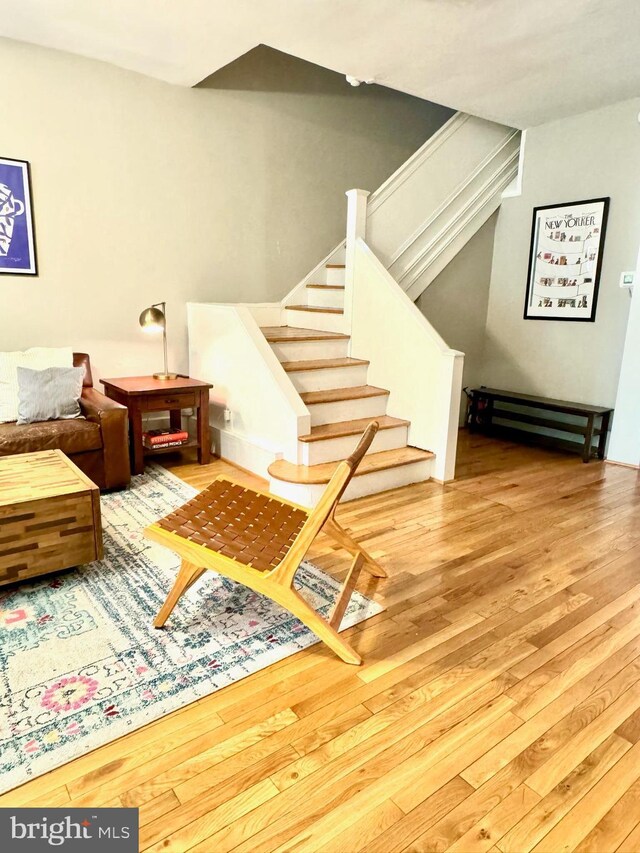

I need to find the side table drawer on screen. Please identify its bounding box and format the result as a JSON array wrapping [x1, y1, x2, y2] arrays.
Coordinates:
[[144, 392, 197, 411]]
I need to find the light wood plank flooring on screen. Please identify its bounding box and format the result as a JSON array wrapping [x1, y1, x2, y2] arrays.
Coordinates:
[[4, 432, 640, 852]]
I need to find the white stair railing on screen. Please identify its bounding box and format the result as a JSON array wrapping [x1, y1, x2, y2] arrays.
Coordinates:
[[366, 113, 520, 301], [348, 234, 463, 482]]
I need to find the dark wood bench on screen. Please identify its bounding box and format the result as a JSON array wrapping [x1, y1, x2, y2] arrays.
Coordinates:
[[467, 387, 613, 463]]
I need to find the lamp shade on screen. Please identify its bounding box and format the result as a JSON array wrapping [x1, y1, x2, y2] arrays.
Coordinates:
[[139, 305, 166, 333]]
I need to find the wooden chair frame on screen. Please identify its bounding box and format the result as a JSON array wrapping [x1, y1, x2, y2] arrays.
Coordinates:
[[145, 422, 386, 665]]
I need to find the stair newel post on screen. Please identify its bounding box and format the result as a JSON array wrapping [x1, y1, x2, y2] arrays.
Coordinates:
[[344, 189, 369, 344]]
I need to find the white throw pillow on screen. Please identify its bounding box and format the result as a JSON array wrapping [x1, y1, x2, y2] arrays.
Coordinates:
[[0, 347, 74, 423]]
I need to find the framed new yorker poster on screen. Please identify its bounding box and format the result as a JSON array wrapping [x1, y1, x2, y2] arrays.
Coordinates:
[[0, 157, 37, 276], [524, 197, 609, 322]]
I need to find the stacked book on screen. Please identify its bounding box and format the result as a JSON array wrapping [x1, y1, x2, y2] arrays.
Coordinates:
[[142, 428, 189, 450]]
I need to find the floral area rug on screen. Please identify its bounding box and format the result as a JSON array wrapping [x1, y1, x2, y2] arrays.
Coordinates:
[[0, 465, 382, 794]]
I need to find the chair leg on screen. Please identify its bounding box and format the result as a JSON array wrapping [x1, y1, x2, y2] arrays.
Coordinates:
[[329, 553, 364, 630], [280, 586, 363, 665], [323, 516, 387, 578], [154, 559, 207, 628]]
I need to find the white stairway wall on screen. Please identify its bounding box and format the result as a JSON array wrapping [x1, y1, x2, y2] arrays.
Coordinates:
[[187, 302, 309, 476], [608, 243, 640, 468], [350, 240, 463, 482], [366, 113, 520, 301]]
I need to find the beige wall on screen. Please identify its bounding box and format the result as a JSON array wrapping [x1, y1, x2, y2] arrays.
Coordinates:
[[416, 213, 497, 413], [0, 40, 451, 381], [482, 97, 640, 407]]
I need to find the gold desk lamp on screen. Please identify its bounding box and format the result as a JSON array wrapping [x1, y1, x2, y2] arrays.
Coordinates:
[[139, 302, 178, 380]]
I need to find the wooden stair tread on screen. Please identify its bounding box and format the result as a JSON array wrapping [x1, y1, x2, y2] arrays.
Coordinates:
[[286, 305, 344, 314], [306, 284, 345, 290], [281, 357, 369, 373], [268, 447, 434, 484], [299, 416, 409, 443], [326, 264, 346, 268], [300, 385, 389, 404], [261, 326, 349, 342]]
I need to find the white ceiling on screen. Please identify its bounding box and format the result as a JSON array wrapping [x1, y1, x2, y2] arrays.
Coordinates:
[[1, 0, 639, 128]]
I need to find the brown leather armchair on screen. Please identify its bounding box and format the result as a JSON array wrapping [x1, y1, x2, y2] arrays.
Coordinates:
[[0, 353, 131, 490]]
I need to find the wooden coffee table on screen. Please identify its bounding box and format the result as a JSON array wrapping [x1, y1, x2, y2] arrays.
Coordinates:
[[101, 375, 213, 475], [0, 450, 103, 586]]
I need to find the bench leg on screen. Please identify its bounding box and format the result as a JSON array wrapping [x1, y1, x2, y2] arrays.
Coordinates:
[[583, 414, 595, 463], [469, 392, 479, 432], [485, 396, 495, 431], [597, 411, 611, 459], [154, 560, 207, 628]]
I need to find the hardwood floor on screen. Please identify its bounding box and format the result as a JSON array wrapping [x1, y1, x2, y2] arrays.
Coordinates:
[[4, 432, 640, 852]]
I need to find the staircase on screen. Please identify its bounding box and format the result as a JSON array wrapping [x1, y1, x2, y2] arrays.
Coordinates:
[[187, 111, 521, 506], [261, 271, 434, 504], [282, 264, 347, 334]]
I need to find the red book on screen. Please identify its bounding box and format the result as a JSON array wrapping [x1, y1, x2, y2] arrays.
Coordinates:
[[143, 429, 189, 446], [143, 438, 188, 450]]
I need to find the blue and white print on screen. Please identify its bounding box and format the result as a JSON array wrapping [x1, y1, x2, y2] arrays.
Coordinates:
[[0, 158, 37, 275]]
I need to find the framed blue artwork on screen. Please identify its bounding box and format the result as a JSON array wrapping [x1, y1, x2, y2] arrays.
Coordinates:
[[0, 157, 37, 276]]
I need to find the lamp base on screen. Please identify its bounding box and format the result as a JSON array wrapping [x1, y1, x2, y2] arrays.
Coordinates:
[[153, 372, 178, 380]]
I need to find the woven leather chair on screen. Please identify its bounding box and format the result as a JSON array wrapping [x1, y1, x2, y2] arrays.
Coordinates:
[[145, 422, 386, 664]]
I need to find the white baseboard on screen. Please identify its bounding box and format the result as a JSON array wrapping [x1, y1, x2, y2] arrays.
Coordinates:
[[183, 415, 279, 479], [210, 426, 279, 480], [605, 458, 640, 471]]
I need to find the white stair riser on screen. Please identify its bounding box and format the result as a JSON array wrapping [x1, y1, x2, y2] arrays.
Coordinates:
[[269, 459, 433, 507], [287, 364, 369, 393], [307, 394, 388, 426], [300, 425, 408, 466], [284, 309, 345, 334], [304, 288, 345, 309], [325, 267, 346, 286], [270, 338, 349, 362], [343, 459, 432, 501]]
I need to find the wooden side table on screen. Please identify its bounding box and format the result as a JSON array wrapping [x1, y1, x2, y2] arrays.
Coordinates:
[[101, 375, 213, 475]]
